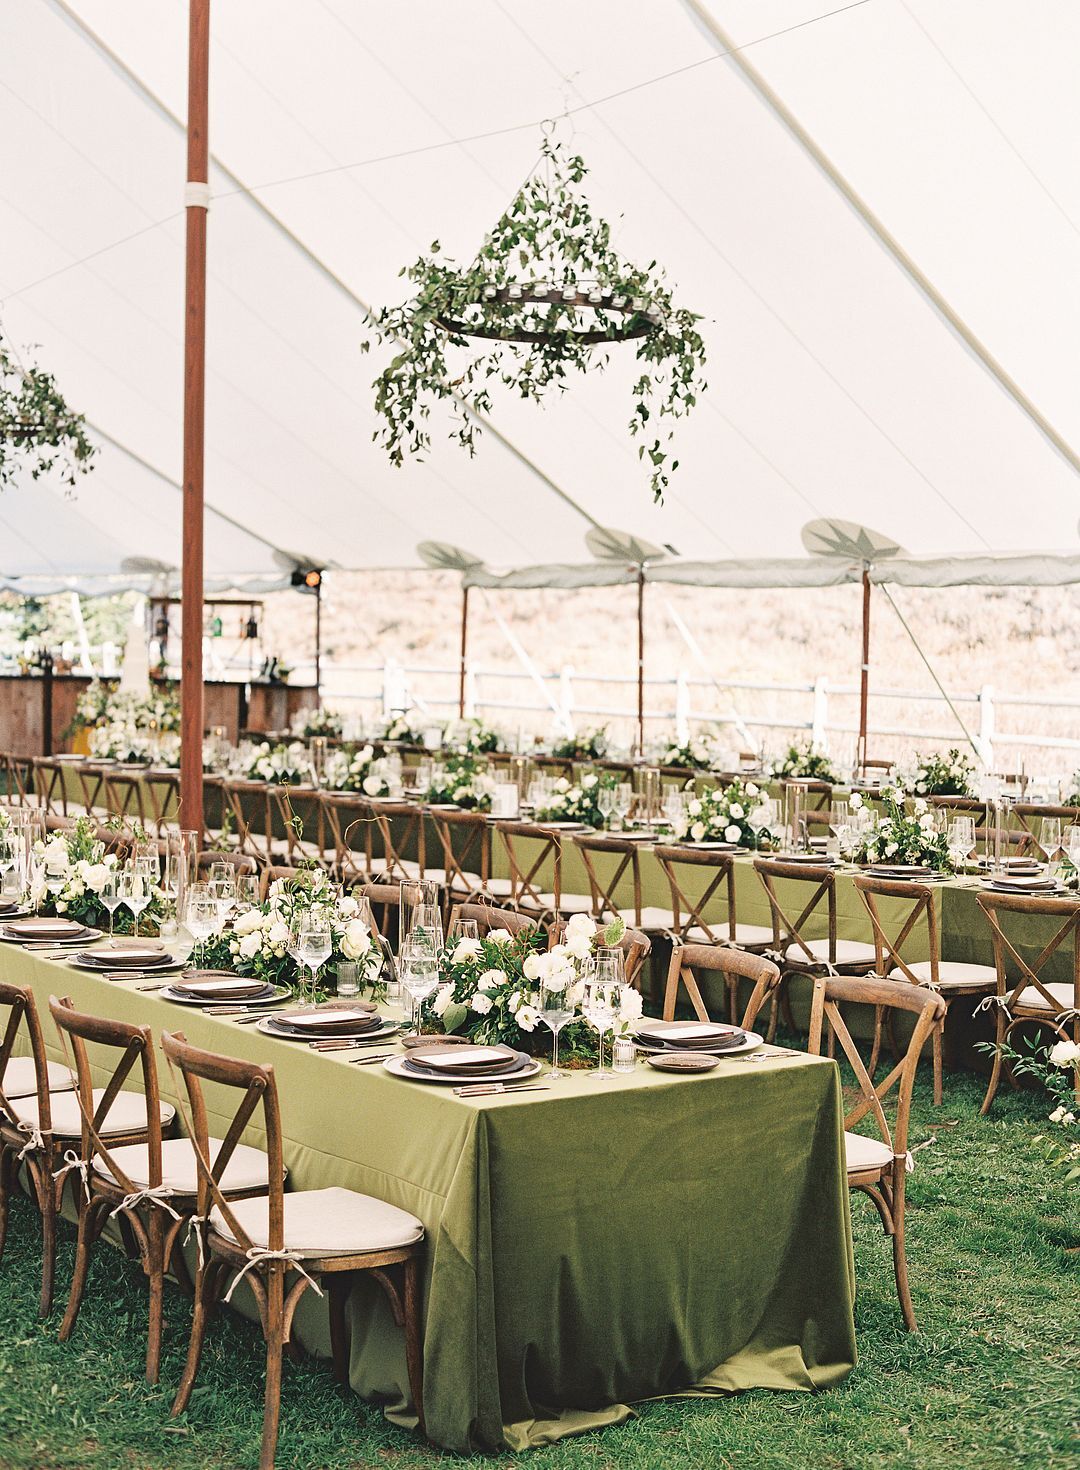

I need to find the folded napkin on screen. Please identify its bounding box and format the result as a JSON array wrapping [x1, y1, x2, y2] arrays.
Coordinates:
[[272, 1007, 381, 1035], [6, 917, 85, 937], [637, 1021, 746, 1051], [406, 1043, 520, 1075]]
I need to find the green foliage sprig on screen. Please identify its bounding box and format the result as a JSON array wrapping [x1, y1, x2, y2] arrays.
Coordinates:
[[0, 333, 95, 490], [368, 139, 706, 502]]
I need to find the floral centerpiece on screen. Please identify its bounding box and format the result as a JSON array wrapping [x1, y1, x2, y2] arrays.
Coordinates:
[[29, 817, 164, 933], [846, 788, 951, 871], [382, 712, 422, 744], [552, 728, 609, 761], [670, 778, 775, 847], [535, 771, 616, 827], [891, 747, 976, 798], [217, 869, 381, 1001], [79, 687, 182, 763], [323, 744, 390, 796], [292, 707, 344, 740], [769, 740, 836, 782], [245, 741, 311, 785], [662, 731, 721, 770], [424, 751, 491, 811], [426, 913, 640, 1054], [446, 719, 504, 755]]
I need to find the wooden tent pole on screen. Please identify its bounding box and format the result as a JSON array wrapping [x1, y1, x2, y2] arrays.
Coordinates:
[[637, 566, 646, 755], [858, 565, 871, 772], [314, 575, 322, 706], [180, 0, 209, 835], [458, 583, 469, 719]]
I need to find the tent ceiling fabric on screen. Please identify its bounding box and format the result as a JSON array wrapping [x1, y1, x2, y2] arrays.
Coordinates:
[[1, 1, 1078, 583]]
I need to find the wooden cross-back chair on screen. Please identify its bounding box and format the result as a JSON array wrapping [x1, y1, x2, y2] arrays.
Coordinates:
[[32, 757, 74, 817], [139, 770, 181, 838], [425, 807, 500, 903], [652, 843, 776, 950], [661, 943, 781, 1032], [809, 973, 945, 1331], [1, 752, 39, 806], [448, 900, 541, 945], [46, 996, 188, 1382], [161, 1030, 426, 1468], [974, 890, 1080, 1115], [571, 833, 673, 935], [1008, 802, 1080, 857], [102, 768, 148, 831], [75, 762, 114, 820], [325, 795, 428, 886], [853, 875, 996, 1104], [491, 821, 590, 921], [0, 982, 75, 1317], [222, 779, 281, 868]]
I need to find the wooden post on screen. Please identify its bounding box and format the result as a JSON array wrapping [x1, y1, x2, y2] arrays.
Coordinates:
[[458, 584, 469, 719], [180, 0, 210, 836], [858, 565, 871, 772], [313, 576, 322, 707], [636, 566, 646, 755]]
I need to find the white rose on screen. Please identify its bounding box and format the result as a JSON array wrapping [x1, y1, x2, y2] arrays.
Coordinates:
[[566, 913, 593, 940], [724, 825, 742, 844], [486, 929, 513, 946], [341, 919, 372, 960], [362, 775, 383, 796], [554, 777, 570, 793], [523, 953, 544, 981], [566, 934, 592, 961], [1064, 1112, 1077, 1126], [237, 930, 263, 960], [470, 992, 493, 1015], [234, 908, 264, 936], [582, 773, 598, 788], [432, 983, 455, 1018], [619, 987, 643, 1022], [453, 937, 482, 964], [746, 782, 759, 797], [728, 802, 744, 820], [477, 968, 506, 992], [690, 822, 706, 842], [913, 797, 928, 815], [515, 1003, 539, 1032], [338, 895, 359, 918], [851, 793, 863, 810], [687, 799, 702, 818], [265, 919, 289, 948], [1049, 1105, 1066, 1123], [1049, 1040, 1080, 1068], [507, 990, 521, 1012], [81, 863, 110, 895]]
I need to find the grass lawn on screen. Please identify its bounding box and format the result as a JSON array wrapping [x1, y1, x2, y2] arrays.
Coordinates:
[[0, 1069, 1076, 1470]]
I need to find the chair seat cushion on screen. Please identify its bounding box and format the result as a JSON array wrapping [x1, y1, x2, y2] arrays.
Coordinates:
[[844, 1131, 894, 1175], [685, 922, 776, 947], [2, 1057, 75, 1100], [210, 1186, 424, 1258], [889, 961, 997, 991], [790, 938, 877, 967], [618, 906, 675, 931], [535, 892, 593, 914], [1016, 982, 1077, 1013], [13, 1088, 175, 1138], [91, 1136, 272, 1195]]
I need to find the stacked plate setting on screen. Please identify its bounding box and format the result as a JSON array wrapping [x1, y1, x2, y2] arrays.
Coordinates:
[[634, 1019, 763, 1070], [982, 871, 1059, 895], [160, 971, 288, 1006], [0, 916, 101, 944], [257, 1004, 402, 1044], [385, 1042, 541, 1085], [74, 942, 180, 974]]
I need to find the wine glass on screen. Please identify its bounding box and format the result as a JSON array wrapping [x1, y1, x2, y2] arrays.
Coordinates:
[[539, 975, 575, 1080], [119, 869, 151, 938], [597, 785, 617, 830], [614, 783, 633, 830], [399, 935, 440, 1035], [1039, 817, 1062, 864], [183, 885, 216, 969], [208, 873, 237, 929], [447, 914, 479, 944], [411, 900, 443, 956], [100, 871, 123, 938], [293, 915, 332, 1007], [0, 835, 15, 888], [947, 816, 976, 873], [234, 874, 260, 913], [583, 956, 618, 1081]]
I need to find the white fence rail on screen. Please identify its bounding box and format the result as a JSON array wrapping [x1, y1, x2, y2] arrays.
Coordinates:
[[287, 659, 1080, 768]]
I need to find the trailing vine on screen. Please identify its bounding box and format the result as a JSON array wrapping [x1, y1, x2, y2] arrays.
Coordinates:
[[367, 138, 706, 502], [0, 331, 95, 490]]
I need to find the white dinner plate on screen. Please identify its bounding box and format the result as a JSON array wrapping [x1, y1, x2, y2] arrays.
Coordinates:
[[382, 1053, 543, 1085], [255, 1016, 404, 1043], [632, 1029, 764, 1057], [161, 983, 291, 1007]]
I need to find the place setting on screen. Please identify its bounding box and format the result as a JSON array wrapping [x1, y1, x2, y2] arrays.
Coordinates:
[[632, 1019, 765, 1071], [0, 915, 103, 947]]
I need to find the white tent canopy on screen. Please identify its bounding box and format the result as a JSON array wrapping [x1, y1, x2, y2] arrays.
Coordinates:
[[2, 0, 1080, 586]]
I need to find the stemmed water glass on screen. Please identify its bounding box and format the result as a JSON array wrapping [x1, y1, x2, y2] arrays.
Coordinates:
[[1039, 817, 1062, 865], [597, 784, 617, 831], [234, 873, 260, 914], [613, 783, 633, 831], [447, 914, 479, 945], [184, 885, 217, 969], [539, 976, 575, 1080], [119, 869, 151, 938], [100, 871, 123, 938], [291, 915, 332, 1007], [583, 954, 619, 1080], [947, 816, 976, 873], [399, 932, 440, 1035], [0, 835, 16, 891]]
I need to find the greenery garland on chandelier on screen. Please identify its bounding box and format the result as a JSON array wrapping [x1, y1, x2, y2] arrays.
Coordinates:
[[367, 137, 706, 501], [0, 331, 95, 490]]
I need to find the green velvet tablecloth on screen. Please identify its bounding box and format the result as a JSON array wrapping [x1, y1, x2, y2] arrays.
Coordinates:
[[7, 948, 856, 1453]]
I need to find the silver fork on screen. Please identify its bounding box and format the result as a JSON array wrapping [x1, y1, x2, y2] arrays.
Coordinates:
[[454, 1083, 551, 1096]]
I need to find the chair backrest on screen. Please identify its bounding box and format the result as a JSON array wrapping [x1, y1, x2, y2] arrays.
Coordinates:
[[448, 901, 540, 943], [808, 973, 945, 1161], [2, 752, 39, 806], [222, 779, 276, 866], [48, 994, 165, 1194], [652, 843, 760, 945], [571, 833, 639, 924], [102, 770, 147, 830], [492, 821, 562, 912], [358, 800, 426, 885], [160, 1030, 283, 1256], [321, 792, 372, 883], [752, 857, 841, 963], [1010, 802, 1080, 857], [33, 757, 70, 816], [352, 882, 400, 939], [853, 874, 940, 985], [258, 863, 318, 903], [0, 981, 58, 1136], [140, 771, 181, 837], [974, 890, 1080, 1014], [661, 943, 781, 1031], [425, 807, 489, 894], [197, 849, 257, 877]]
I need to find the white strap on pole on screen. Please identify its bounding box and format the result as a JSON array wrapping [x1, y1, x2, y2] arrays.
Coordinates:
[[184, 181, 211, 210]]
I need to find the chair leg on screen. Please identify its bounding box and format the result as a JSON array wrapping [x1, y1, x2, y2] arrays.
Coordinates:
[[328, 1275, 350, 1386], [59, 1198, 98, 1343], [260, 1266, 286, 1470], [980, 1010, 1007, 1115], [868, 1004, 883, 1081], [402, 1256, 425, 1436], [931, 1026, 943, 1107], [145, 1209, 165, 1385], [36, 1162, 58, 1319], [891, 1188, 917, 1332], [172, 1257, 215, 1417]]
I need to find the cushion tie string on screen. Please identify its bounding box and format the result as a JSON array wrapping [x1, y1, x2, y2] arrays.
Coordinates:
[[109, 1185, 182, 1222], [223, 1248, 324, 1305], [974, 994, 1011, 1017], [53, 1149, 91, 1201], [16, 1121, 45, 1161], [184, 1214, 208, 1271]]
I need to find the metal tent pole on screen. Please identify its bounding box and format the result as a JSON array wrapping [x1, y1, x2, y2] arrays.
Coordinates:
[[180, 0, 209, 835]]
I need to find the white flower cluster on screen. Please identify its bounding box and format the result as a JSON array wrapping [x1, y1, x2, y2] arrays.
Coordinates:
[[670, 781, 771, 846], [229, 881, 378, 974], [890, 748, 975, 799], [323, 744, 390, 796], [246, 741, 312, 785], [535, 772, 604, 824], [663, 732, 722, 770], [848, 789, 945, 867]]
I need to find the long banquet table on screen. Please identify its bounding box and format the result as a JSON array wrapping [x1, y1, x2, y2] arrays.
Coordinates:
[[7, 944, 857, 1453]]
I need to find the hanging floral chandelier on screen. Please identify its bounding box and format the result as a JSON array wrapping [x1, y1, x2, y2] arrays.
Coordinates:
[[368, 138, 706, 502]]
